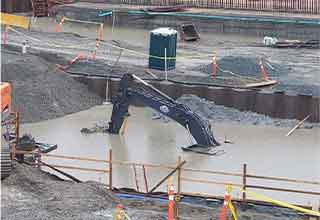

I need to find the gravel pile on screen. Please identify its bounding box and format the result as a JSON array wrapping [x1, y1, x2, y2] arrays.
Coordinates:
[[193, 56, 290, 77], [1, 163, 118, 220], [1, 48, 103, 123], [177, 94, 315, 128]]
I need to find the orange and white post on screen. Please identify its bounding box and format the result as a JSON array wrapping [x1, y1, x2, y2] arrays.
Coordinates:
[[168, 180, 175, 220], [212, 54, 218, 77], [259, 59, 270, 81], [55, 17, 65, 33], [219, 184, 238, 220]]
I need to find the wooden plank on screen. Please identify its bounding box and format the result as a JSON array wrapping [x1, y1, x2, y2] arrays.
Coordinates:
[[182, 167, 242, 177], [41, 161, 81, 183], [149, 160, 186, 193], [246, 184, 320, 196], [245, 80, 277, 88], [0, 13, 30, 29], [181, 177, 242, 187], [246, 173, 320, 185], [45, 164, 108, 173], [286, 114, 311, 136], [44, 154, 108, 163]]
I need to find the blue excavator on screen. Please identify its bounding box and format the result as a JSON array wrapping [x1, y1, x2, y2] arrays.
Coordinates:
[[107, 74, 221, 155]]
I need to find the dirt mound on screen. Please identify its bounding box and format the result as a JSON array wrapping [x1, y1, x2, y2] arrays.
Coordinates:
[[1, 163, 118, 220], [1, 47, 103, 123]]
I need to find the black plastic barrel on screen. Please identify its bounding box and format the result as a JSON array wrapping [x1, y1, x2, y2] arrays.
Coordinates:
[[149, 28, 177, 71]]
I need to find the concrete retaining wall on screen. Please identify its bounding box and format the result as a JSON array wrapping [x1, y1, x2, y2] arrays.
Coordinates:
[[74, 76, 320, 122], [55, 6, 320, 39]]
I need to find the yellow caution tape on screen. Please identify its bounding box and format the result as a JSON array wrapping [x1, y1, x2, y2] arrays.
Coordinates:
[[0, 13, 30, 29], [228, 202, 238, 220], [63, 17, 103, 26], [225, 184, 238, 220], [233, 186, 320, 217]]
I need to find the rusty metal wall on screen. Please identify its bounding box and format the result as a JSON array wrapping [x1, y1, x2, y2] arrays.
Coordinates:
[[74, 77, 320, 122], [1, 0, 32, 13], [116, 0, 320, 14]]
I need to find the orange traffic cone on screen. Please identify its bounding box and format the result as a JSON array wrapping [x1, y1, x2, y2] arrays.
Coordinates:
[[168, 184, 175, 220]]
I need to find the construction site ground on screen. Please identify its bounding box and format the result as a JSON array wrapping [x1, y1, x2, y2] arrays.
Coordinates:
[[1, 5, 320, 220], [1, 163, 309, 220]]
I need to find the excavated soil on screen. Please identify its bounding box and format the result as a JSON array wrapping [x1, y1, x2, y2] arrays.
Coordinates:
[[1, 46, 103, 123]]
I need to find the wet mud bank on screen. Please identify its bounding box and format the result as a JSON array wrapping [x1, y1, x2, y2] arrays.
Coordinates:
[[54, 5, 320, 39], [74, 76, 320, 122]]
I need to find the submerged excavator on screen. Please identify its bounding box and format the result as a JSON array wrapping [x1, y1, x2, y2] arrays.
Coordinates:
[[107, 74, 221, 155]]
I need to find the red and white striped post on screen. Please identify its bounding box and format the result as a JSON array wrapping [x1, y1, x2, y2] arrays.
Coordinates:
[[55, 17, 65, 33], [92, 42, 99, 60], [259, 59, 270, 81], [219, 185, 232, 220], [212, 55, 218, 77], [168, 184, 175, 220]]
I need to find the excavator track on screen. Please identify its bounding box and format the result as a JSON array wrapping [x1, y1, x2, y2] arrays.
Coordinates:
[[1, 136, 12, 180]]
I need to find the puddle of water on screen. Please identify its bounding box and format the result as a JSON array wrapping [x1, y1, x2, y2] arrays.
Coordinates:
[[21, 105, 320, 206]]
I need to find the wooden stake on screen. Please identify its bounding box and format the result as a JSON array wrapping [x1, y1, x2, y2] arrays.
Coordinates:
[[142, 165, 149, 193], [149, 160, 186, 193], [176, 156, 182, 220], [144, 69, 158, 79], [286, 114, 311, 136], [120, 117, 129, 136], [177, 156, 182, 195], [109, 149, 113, 190], [132, 164, 140, 192], [242, 163, 247, 203]]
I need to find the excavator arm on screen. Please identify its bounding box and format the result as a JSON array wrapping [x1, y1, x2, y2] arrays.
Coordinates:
[[108, 74, 220, 147]]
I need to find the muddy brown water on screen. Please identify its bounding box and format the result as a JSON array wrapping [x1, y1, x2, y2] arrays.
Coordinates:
[[21, 105, 320, 207]]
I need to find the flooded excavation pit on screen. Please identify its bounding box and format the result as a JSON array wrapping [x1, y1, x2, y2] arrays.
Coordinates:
[[2, 9, 320, 219], [75, 77, 320, 123]]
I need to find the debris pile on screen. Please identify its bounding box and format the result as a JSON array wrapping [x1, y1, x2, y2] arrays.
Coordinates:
[[177, 95, 315, 128], [1, 47, 103, 123]]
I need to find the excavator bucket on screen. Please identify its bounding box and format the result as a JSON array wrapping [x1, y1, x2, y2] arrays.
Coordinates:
[[181, 144, 225, 156]]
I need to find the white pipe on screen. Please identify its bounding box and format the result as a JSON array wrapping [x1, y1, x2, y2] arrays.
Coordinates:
[[111, 12, 116, 35], [165, 48, 167, 81]]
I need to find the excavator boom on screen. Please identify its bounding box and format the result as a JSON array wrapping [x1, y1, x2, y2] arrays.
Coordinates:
[[108, 74, 219, 147]]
